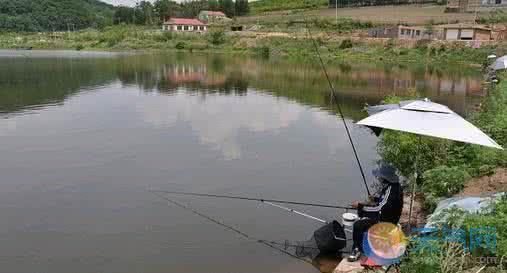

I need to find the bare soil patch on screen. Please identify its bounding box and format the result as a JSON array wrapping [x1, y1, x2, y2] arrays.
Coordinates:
[[458, 168, 507, 197], [400, 192, 426, 228]]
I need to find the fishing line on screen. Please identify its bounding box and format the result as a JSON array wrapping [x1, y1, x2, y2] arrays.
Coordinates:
[[302, 14, 372, 197], [149, 190, 314, 265], [149, 189, 354, 210]]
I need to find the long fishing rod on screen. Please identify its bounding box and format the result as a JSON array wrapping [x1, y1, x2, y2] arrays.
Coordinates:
[[263, 201, 328, 224], [149, 190, 314, 265], [148, 189, 353, 210], [302, 16, 372, 197]]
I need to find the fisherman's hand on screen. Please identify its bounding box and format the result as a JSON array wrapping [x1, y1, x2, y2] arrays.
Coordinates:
[[351, 201, 360, 209]]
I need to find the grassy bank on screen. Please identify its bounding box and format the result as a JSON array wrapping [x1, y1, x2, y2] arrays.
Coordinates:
[[249, 0, 327, 13], [377, 73, 507, 272], [0, 25, 502, 66]]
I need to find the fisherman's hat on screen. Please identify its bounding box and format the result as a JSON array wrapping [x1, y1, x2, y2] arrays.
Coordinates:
[[372, 164, 399, 184]]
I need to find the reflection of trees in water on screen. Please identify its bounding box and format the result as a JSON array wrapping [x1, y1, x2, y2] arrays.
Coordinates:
[[0, 53, 483, 118], [0, 58, 117, 115], [115, 57, 248, 96]]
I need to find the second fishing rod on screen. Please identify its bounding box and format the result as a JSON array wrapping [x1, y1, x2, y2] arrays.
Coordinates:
[[149, 189, 354, 210]]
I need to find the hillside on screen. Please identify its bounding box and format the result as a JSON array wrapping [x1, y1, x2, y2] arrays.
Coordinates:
[[239, 4, 479, 25], [250, 0, 327, 13], [0, 0, 115, 32]]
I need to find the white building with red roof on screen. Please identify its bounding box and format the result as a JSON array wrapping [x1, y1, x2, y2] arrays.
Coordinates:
[[162, 18, 208, 33]]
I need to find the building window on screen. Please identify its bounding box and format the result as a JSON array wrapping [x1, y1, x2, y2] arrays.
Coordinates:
[[199, 26, 204, 31], [184, 25, 189, 31], [177, 25, 182, 31], [400, 29, 405, 35], [416, 30, 421, 36]]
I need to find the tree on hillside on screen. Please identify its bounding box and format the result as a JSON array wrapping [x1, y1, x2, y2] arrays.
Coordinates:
[[235, 0, 249, 16], [180, 0, 208, 17], [135, 1, 155, 25], [113, 6, 135, 24], [218, 0, 235, 17], [208, 0, 220, 11], [153, 0, 179, 22]]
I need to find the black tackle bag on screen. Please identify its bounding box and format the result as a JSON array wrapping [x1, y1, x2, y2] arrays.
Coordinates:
[[313, 220, 347, 255]]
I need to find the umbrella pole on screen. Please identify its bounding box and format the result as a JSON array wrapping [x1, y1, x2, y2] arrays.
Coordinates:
[[408, 136, 421, 227]]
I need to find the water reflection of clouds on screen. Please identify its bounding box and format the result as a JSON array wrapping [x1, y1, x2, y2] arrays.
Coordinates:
[[137, 90, 303, 160], [310, 110, 351, 154], [0, 119, 17, 136]]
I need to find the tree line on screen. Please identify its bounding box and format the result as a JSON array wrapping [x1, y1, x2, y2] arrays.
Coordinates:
[[0, 0, 249, 32], [113, 0, 250, 26]]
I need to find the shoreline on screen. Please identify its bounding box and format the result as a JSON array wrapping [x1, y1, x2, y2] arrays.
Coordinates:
[[0, 25, 498, 67]]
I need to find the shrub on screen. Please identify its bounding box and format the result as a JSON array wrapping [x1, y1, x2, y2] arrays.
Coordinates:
[[339, 39, 353, 49], [75, 44, 84, 51], [422, 193, 439, 213], [208, 31, 226, 46], [175, 41, 186, 49], [259, 46, 270, 57], [476, 10, 507, 24], [422, 166, 471, 197], [398, 48, 409, 55], [155, 31, 173, 42], [385, 38, 396, 50]]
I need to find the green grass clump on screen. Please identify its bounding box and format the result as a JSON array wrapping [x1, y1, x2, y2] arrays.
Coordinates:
[[477, 10, 507, 24], [422, 165, 470, 197]]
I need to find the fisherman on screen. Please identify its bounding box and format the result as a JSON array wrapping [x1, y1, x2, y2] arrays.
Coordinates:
[[348, 164, 403, 262]]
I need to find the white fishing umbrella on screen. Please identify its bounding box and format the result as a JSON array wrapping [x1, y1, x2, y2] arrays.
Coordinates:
[[358, 100, 503, 149], [356, 99, 503, 225], [492, 55, 507, 71]]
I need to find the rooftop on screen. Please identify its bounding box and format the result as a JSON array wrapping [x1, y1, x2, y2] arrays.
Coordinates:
[[437, 23, 491, 31], [202, 11, 226, 16], [165, 18, 206, 26]]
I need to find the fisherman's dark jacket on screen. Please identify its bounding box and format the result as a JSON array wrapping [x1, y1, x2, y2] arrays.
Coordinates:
[[357, 183, 403, 224]]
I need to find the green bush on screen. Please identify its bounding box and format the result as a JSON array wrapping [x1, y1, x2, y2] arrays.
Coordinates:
[[175, 41, 186, 49], [422, 193, 440, 213], [476, 10, 507, 24], [422, 166, 471, 197], [155, 31, 173, 42], [208, 31, 226, 46], [339, 39, 353, 49], [259, 46, 270, 57]]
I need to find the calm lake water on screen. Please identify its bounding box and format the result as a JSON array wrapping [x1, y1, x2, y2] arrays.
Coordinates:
[[0, 50, 483, 273]]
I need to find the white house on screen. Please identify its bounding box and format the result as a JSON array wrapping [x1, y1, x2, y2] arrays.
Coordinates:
[[162, 18, 208, 33]]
